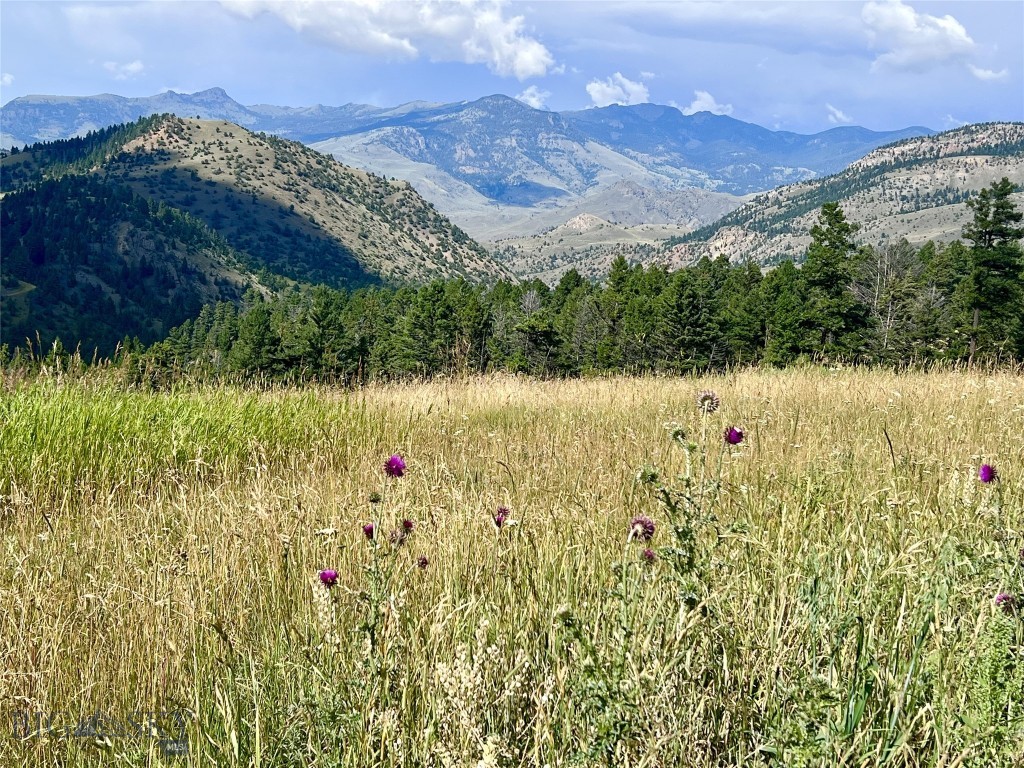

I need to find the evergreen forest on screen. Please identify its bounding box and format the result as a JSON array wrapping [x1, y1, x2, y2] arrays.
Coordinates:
[[4, 179, 1023, 381]]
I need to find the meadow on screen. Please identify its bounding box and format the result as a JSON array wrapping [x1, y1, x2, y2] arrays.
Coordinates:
[[1, 367, 1022, 767]]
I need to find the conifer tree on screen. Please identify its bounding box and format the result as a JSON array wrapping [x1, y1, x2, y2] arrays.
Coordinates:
[[801, 202, 871, 360], [761, 260, 808, 366], [960, 177, 1024, 360]]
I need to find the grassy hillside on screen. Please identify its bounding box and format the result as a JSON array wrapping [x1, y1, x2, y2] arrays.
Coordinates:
[[2, 369, 1022, 766], [668, 122, 1024, 266]]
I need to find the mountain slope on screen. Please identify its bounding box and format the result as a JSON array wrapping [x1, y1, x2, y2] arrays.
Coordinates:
[[0, 173, 255, 355], [0, 88, 262, 148], [3, 114, 510, 286], [664, 122, 1024, 267], [0, 114, 512, 355]]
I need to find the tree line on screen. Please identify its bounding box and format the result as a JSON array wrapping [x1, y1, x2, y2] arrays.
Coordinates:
[[5, 179, 1022, 381]]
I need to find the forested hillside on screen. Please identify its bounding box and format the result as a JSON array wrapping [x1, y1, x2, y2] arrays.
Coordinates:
[[0, 175, 254, 355], [0, 114, 511, 356], [112, 180, 1022, 382]]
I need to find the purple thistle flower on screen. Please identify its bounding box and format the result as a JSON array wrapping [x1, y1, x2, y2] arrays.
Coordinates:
[[362, 522, 376, 541], [402, 519, 415, 532], [629, 515, 656, 542], [979, 464, 996, 483], [384, 454, 407, 478], [416, 555, 429, 569], [494, 506, 510, 528], [318, 569, 338, 588], [995, 592, 1017, 615], [724, 426, 744, 445], [642, 548, 656, 563]]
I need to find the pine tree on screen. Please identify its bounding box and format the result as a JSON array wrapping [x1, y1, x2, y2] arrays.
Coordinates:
[[801, 202, 871, 360], [718, 259, 765, 365], [961, 177, 1024, 360], [761, 260, 808, 366]]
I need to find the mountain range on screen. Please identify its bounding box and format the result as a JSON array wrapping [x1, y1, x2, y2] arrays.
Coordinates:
[[491, 122, 1024, 283], [3, 87, 1021, 355], [1, 87, 933, 239]]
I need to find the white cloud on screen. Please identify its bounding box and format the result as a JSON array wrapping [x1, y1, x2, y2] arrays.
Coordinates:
[[942, 113, 969, 128], [103, 59, 145, 80], [968, 64, 1008, 81], [515, 84, 550, 109], [586, 72, 649, 107], [222, 0, 554, 79], [680, 89, 733, 116], [1, 73, 14, 87], [639, 71, 655, 80], [826, 103, 853, 124], [862, 0, 975, 73]]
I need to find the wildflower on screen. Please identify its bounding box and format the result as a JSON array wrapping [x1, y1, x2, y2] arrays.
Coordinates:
[[494, 506, 510, 528], [724, 426, 744, 445], [362, 522, 376, 541], [318, 569, 338, 588], [629, 515, 656, 542], [995, 592, 1017, 615], [696, 390, 720, 415], [641, 548, 656, 563], [416, 555, 429, 569], [368, 491, 382, 504], [402, 519, 415, 533], [384, 454, 406, 478], [978, 464, 997, 483]]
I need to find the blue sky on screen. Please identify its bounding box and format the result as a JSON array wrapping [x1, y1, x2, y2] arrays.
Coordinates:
[[1, 0, 1021, 133]]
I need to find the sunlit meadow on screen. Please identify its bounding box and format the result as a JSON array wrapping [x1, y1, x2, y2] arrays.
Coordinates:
[[1, 367, 1022, 767]]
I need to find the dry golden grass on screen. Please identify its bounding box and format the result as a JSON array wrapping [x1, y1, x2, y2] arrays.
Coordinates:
[[1, 368, 1022, 767]]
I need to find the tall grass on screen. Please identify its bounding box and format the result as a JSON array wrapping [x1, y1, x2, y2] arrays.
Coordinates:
[[1, 368, 1022, 766]]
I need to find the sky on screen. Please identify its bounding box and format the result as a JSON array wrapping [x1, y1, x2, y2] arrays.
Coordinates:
[[1, 0, 1022, 134]]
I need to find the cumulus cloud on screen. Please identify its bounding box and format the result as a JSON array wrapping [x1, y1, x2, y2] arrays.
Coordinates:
[[680, 90, 733, 116], [222, 0, 554, 79], [1, 73, 14, 87], [968, 64, 1008, 81], [684, 90, 733, 115], [586, 72, 649, 107], [826, 103, 853, 124], [515, 85, 550, 109], [103, 59, 145, 80], [862, 0, 975, 73]]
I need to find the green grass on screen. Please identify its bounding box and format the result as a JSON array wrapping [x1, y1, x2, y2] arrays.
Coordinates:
[[1, 369, 1022, 767]]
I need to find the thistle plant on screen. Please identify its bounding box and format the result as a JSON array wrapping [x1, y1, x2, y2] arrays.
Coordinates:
[[357, 455, 420, 666], [644, 390, 742, 596], [558, 390, 746, 763]]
